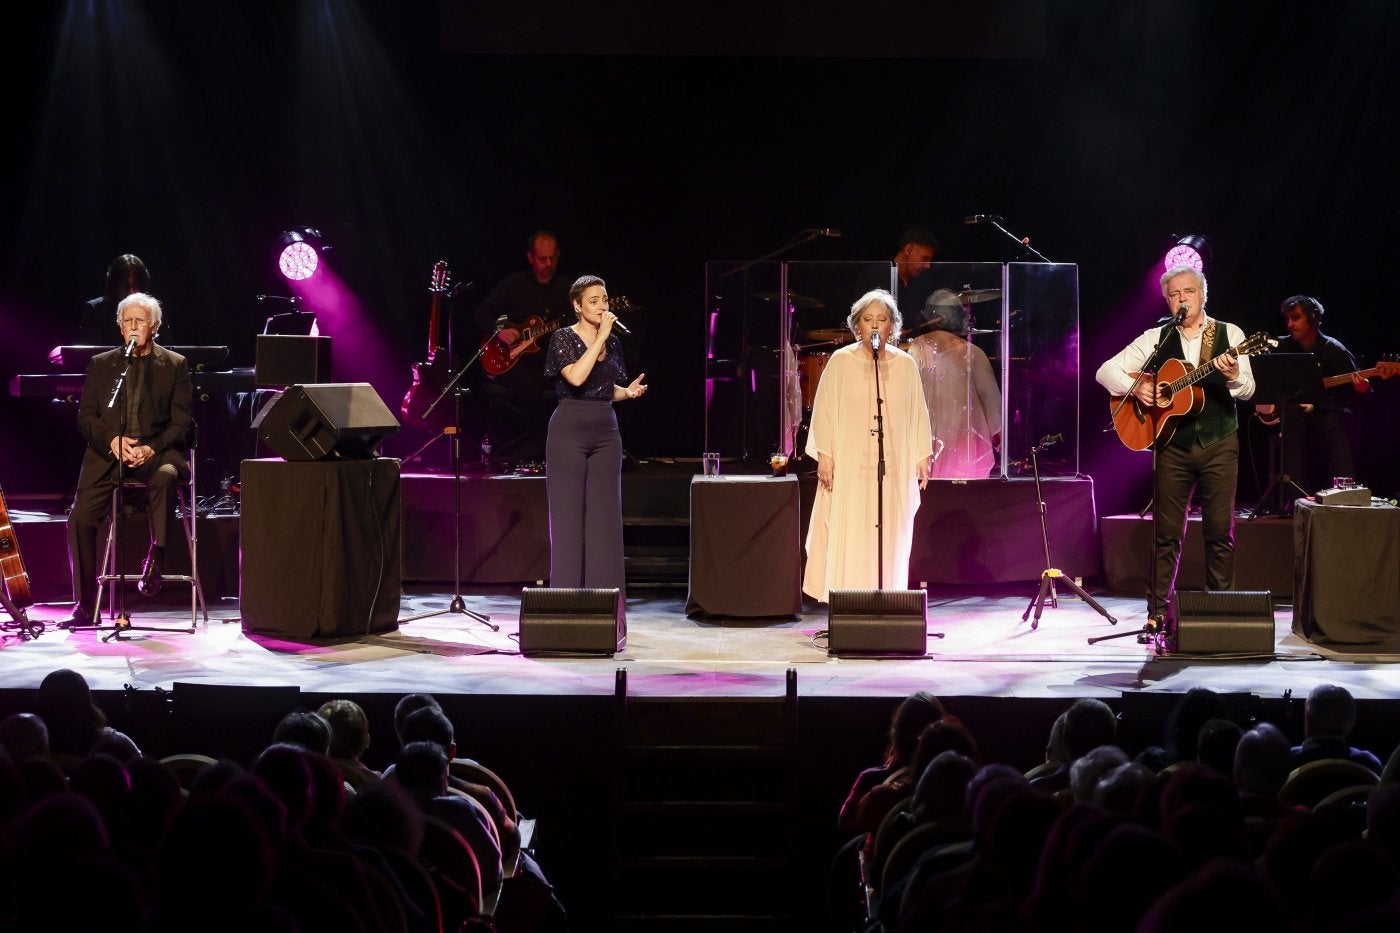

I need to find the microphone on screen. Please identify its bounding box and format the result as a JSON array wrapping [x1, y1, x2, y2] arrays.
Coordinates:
[[964, 214, 1004, 225], [611, 318, 632, 336], [803, 227, 842, 238], [494, 315, 510, 331], [1174, 305, 1188, 325], [451, 280, 475, 296], [256, 295, 298, 304], [869, 330, 882, 358], [123, 335, 139, 359]]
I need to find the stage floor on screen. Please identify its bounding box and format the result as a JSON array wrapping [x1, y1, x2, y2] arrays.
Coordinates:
[[6, 586, 1398, 701]]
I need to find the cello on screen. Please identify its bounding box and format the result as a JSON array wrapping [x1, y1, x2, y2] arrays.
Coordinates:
[[0, 482, 41, 639]]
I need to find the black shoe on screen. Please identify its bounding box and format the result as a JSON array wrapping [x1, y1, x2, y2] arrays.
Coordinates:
[[1138, 614, 1165, 644], [60, 605, 94, 629], [138, 547, 164, 596]]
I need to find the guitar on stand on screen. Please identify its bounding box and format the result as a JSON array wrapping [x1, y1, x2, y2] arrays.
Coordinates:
[[0, 483, 43, 640], [401, 261, 455, 432], [1110, 331, 1277, 450]]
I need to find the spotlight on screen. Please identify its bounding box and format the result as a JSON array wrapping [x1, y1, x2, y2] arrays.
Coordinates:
[[1163, 234, 1209, 273], [273, 228, 327, 281]]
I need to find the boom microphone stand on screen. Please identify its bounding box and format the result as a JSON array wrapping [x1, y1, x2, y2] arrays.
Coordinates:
[[400, 311, 497, 632], [1021, 433, 1117, 629]]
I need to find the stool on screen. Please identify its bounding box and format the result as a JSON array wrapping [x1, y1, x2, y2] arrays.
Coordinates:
[[94, 446, 208, 626]]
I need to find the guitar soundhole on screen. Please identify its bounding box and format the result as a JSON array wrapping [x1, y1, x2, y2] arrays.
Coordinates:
[[1157, 383, 1172, 405]]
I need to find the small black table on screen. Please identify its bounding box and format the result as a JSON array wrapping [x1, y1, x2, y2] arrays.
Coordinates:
[[686, 475, 801, 619], [1292, 498, 1400, 650]]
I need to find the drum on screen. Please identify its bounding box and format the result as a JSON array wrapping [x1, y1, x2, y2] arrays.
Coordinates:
[[799, 352, 830, 409]]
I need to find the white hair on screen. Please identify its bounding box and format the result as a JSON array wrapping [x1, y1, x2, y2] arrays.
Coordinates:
[[1159, 264, 1208, 307], [847, 288, 902, 340], [115, 292, 163, 332]]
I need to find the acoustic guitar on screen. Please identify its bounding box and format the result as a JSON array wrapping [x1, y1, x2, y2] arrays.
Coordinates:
[[482, 296, 630, 377], [400, 261, 455, 432], [1110, 331, 1276, 450]]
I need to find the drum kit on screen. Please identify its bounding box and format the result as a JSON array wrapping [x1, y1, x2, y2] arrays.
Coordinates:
[[763, 286, 1003, 409]]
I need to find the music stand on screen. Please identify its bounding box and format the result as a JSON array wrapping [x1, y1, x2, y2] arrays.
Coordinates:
[[1247, 353, 1322, 518]]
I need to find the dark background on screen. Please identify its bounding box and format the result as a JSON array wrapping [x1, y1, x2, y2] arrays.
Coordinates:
[[3, 0, 1398, 516]]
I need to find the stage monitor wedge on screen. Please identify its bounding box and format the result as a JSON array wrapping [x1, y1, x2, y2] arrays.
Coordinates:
[[253, 382, 399, 461], [519, 587, 626, 656], [1171, 590, 1275, 655], [827, 589, 928, 657]]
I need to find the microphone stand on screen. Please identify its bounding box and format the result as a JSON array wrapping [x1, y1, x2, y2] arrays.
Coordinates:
[[1021, 433, 1117, 629], [973, 215, 1053, 263], [1093, 313, 1182, 649], [871, 333, 886, 589], [400, 294, 496, 632]]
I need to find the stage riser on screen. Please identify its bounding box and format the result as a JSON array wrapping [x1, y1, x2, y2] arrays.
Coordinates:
[[1100, 514, 1294, 598]]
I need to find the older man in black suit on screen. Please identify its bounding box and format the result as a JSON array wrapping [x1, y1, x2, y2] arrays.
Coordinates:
[[62, 292, 192, 628]]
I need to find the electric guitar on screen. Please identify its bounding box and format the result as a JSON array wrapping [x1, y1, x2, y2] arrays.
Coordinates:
[[400, 261, 455, 432], [1321, 357, 1400, 389], [482, 296, 631, 377], [1110, 330, 1277, 450]]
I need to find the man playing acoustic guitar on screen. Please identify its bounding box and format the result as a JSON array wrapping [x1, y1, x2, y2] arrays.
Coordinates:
[[1096, 265, 1256, 632], [473, 230, 571, 466]]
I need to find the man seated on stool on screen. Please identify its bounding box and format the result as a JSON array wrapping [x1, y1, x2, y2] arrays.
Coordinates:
[[62, 292, 192, 628]]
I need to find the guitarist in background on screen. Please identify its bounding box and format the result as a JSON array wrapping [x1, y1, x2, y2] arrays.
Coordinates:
[[1255, 295, 1369, 494], [473, 230, 571, 465], [1095, 265, 1256, 630]]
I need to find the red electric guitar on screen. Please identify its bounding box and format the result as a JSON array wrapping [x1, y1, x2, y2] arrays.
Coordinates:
[[1110, 330, 1276, 450], [482, 296, 630, 377], [400, 261, 454, 432]]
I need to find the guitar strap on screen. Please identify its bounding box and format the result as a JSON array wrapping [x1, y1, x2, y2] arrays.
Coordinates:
[[1200, 318, 1218, 364]]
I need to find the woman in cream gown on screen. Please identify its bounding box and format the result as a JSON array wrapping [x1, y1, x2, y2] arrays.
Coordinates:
[[803, 289, 933, 602]]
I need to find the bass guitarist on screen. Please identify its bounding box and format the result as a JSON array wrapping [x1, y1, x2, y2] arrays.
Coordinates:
[[1096, 264, 1256, 631], [472, 230, 571, 466]]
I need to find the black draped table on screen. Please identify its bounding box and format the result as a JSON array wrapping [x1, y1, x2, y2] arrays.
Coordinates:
[[1292, 498, 1400, 650], [686, 474, 802, 618], [240, 457, 401, 639]]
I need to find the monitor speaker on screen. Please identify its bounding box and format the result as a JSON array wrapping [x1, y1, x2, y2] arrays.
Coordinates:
[[1171, 590, 1275, 654], [827, 589, 928, 657], [252, 383, 399, 461], [256, 335, 332, 388], [519, 587, 626, 656]]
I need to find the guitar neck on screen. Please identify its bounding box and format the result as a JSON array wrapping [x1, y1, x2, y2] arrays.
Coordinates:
[[523, 319, 563, 341], [1169, 341, 1249, 393], [1322, 366, 1380, 389]]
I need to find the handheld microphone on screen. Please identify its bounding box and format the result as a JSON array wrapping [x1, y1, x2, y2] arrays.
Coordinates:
[[611, 318, 632, 336], [964, 214, 1004, 225], [123, 335, 139, 359]]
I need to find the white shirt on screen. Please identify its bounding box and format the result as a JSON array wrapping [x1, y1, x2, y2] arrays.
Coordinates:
[[1095, 317, 1256, 402]]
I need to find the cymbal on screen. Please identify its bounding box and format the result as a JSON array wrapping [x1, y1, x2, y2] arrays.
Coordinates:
[[755, 290, 825, 310], [957, 288, 1001, 304], [805, 328, 853, 343]]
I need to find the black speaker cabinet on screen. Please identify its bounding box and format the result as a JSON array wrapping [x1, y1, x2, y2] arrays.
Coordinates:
[[256, 334, 332, 387], [1171, 590, 1275, 654], [519, 587, 626, 656], [253, 383, 399, 461], [828, 589, 928, 657]]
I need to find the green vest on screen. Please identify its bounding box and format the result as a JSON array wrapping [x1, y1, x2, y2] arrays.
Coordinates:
[[1159, 322, 1238, 450]]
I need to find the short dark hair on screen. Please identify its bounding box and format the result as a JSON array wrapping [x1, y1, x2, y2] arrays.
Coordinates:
[[395, 740, 449, 797], [570, 274, 606, 306], [899, 227, 939, 253], [401, 705, 454, 752], [394, 693, 440, 743], [272, 710, 331, 755]]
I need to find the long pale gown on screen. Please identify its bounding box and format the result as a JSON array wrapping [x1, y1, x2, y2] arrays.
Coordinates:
[[803, 342, 934, 601], [908, 332, 1001, 479]]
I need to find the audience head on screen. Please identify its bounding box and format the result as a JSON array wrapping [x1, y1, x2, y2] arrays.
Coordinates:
[[1062, 698, 1117, 760], [884, 691, 946, 766], [1234, 722, 1292, 797], [251, 742, 315, 834], [341, 779, 424, 855], [401, 704, 456, 756], [272, 708, 332, 754], [318, 698, 372, 761], [1305, 683, 1358, 740], [160, 796, 276, 913], [1093, 761, 1155, 816], [35, 668, 107, 757], [394, 693, 442, 744], [1070, 745, 1129, 803], [911, 716, 981, 773], [1163, 688, 1228, 763], [0, 712, 50, 762], [1196, 717, 1243, 778], [1043, 712, 1069, 768], [395, 740, 450, 799], [910, 750, 977, 823], [1141, 859, 1286, 932]]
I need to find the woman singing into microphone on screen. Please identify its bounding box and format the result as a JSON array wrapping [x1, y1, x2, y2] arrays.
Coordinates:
[[804, 289, 933, 601], [543, 275, 648, 592]]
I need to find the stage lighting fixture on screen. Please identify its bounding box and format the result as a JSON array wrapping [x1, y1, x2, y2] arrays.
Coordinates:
[[1163, 234, 1209, 272], [274, 228, 326, 281]]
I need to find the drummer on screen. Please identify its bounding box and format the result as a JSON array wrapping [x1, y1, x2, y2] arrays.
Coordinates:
[[855, 227, 939, 324]]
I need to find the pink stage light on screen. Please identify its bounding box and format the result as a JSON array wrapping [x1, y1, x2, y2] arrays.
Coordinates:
[[274, 228, 325, 281], [1163, 234, 1208, 272]]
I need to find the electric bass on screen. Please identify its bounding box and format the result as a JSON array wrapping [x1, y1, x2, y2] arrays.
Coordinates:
[[1321, 357, 1400, 389], [1110, 330, 1276, 450], [482, 296, 630, 377], [401, 261, 454, 432]]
